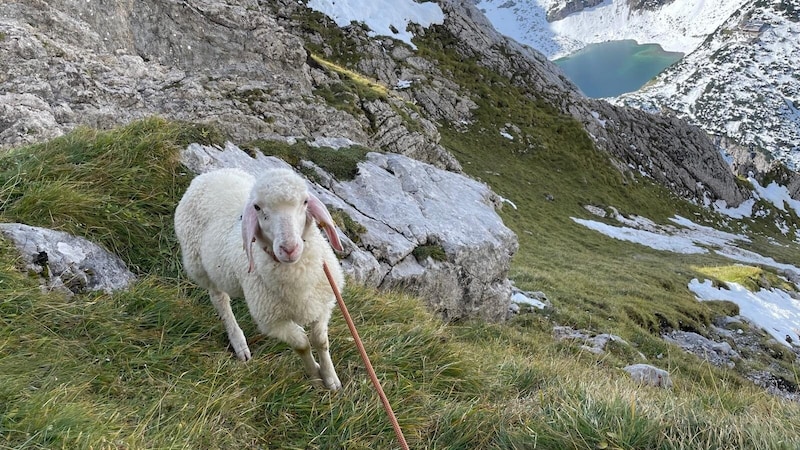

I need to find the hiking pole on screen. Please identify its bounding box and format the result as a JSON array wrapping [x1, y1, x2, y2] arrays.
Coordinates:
[[323, 261, 410, 450]]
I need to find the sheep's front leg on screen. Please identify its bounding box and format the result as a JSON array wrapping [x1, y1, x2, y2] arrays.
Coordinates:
[[266, 321, 326, 387], [209, 289, 251, 361], [310, 320, 342, 391]]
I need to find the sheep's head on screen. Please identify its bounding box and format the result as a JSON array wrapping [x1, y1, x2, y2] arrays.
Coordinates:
[[242, 169, 342, 271]]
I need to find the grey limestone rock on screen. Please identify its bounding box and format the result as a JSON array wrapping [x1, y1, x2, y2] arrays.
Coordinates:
[[553, 325, 630, 355], [546, 0, 605, 22], [180, 142, 519, 321], [0, 223, 136, 295], [663, 330, 740, 368], [624, 364, 673, 388], [0, 0, 456, 170]]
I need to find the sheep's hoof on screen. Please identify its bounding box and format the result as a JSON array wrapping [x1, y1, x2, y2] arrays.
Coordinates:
[[234, 346, 252, 362], [320, 368, 342, 391], [323, 375, 342, 391], [311, 376, 341, 391]]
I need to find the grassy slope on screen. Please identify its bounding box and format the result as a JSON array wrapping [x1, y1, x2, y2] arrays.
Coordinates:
[[1, 56, 800, 450]]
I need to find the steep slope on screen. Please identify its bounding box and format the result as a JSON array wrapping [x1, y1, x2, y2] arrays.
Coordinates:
[[0, 0, 749, 207]]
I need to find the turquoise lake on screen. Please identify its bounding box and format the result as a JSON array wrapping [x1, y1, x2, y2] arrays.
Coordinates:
[[554, 40, 683, 98]]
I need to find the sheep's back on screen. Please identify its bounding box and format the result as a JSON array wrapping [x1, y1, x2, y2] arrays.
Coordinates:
[[175, 169, 254, 290]]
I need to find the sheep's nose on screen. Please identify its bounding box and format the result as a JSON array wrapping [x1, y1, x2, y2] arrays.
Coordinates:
[[280, 243, 299, 258]]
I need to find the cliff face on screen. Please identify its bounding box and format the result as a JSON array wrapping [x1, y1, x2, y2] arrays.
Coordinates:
[[0, 0, 748, 205], [546, 0, 605, 21]]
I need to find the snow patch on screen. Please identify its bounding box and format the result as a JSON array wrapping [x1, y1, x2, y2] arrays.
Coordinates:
[[689, 279, 800, 348], [306, 0, 444, 50]]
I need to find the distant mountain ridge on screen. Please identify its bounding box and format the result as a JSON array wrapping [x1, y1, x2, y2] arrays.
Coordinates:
[[617, 1, 800, 172], [476, 0, 799, 181]]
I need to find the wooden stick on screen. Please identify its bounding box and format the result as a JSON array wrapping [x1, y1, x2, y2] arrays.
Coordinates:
[[323, 261, 409, 450]]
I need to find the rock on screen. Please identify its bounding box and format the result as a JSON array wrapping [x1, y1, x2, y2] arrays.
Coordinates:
[[0, 0, 456, 170], [509, 287, 550, 314], [546, 0, 605, 22], [624, 364, 673, 388], [662, 330, 740, 368], [0, 223, 136, 295], [553, 325, 629, 355], [180, 142, 519, 321], [625, 0, 677, 12]]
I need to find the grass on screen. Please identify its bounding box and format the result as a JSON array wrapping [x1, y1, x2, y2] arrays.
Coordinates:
[[242, 138, 371, 181], [0, 118, 798, 449], [0, 117, 224, 277]]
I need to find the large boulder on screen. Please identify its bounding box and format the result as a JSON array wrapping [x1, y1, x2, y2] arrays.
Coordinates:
[[0, 223, 136, 295], [181, 142, 518, 321]]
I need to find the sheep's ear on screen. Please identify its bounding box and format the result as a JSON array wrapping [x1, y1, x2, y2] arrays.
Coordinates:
[[242, 201, 260, 273], [307, 193, 343, 252]]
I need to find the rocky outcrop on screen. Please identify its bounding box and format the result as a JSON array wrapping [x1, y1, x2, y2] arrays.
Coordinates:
[[0, 0, 454, 170], [181, 142, 518, 321], [585, 101, 750, 204], [546, 0, 604, 22], [728, 139, 800, 201], [625, 0, 677, 11], [0, 223, 136, 295], [662, 330, 740, 368]]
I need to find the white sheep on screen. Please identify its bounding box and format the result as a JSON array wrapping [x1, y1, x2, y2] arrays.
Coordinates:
[[174, 167, 345, 390]]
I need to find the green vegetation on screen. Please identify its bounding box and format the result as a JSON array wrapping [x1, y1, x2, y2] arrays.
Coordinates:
[[243, 138, 371, 181], [0, 117, 224, 276], [330, 208, 367, 244], [412, 244, 447, 263], [2, 27, 800, 448], [694, 264, 797, 293]]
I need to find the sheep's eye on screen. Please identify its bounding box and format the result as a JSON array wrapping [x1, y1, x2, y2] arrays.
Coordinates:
[[303, 199, 309, 205], [253, 204, 261, 211]]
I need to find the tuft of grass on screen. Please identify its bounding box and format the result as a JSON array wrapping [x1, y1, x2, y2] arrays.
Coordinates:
[[243, 138, 371, 181], [330, 208, 367, 244], [309, 52, 390, 101], [0, 117, 225, 276], [412, 244, 447, 263], [694, 264, 797, 293]]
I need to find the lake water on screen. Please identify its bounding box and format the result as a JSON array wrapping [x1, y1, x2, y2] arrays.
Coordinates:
[[554, 40, 683, 98]]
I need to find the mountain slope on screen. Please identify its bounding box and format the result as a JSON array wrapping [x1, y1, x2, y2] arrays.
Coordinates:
[[475, 0, 800, 173], [1, 1, 800, 448]]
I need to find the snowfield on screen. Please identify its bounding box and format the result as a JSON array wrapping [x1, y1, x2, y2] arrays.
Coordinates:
[[474, 0, 747, 58], [572, 176, 800, 349]]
